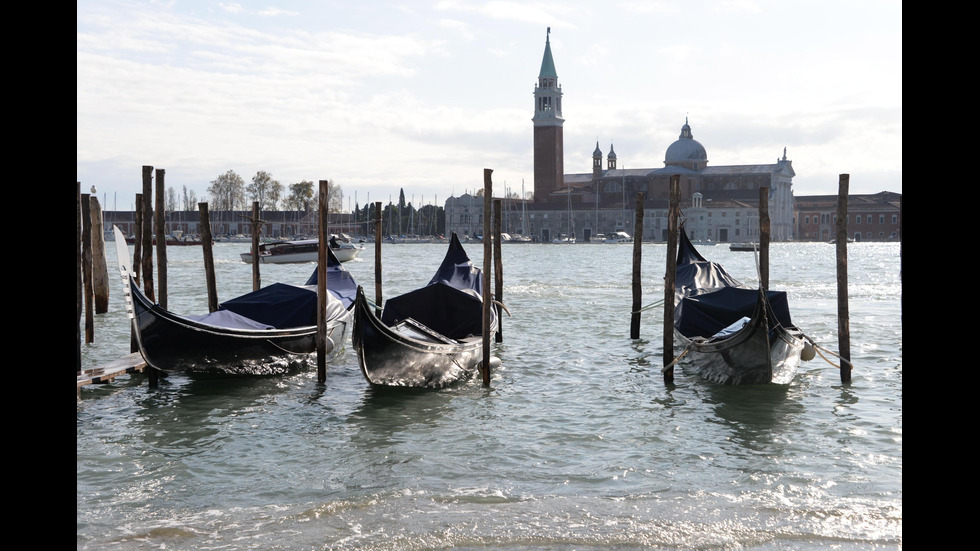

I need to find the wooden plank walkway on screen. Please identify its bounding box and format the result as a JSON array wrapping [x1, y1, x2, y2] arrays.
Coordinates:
[[77, 352, 146, 390]]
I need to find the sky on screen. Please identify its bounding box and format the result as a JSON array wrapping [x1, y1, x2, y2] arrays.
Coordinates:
[[77, 0, 902, 212]]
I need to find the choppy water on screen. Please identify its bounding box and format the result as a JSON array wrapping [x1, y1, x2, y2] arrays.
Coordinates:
[[77, 240, 902, 550]]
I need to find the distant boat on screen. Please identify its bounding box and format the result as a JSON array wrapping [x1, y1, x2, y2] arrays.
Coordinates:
[[603, 231, 633, 244], [729, 242, 758, 252], [125, 231, 206, 246], [241, 235, 363, 264]]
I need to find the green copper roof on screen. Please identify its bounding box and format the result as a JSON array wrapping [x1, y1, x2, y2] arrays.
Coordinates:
[[539, 28, 557, 78]]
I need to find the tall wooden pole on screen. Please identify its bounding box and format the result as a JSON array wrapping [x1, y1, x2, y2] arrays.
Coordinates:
[[141, 167, 158, 386], [836, 174, 851, 383], [493, 198, 503, 343], [481, 169, 493, 386], [317, 180, 330, 383], [140, 166, 155, 303], [630, 192, 644, 339], [663, 175, 680, 384], [89, 195, 110, 313], [77, 182, 82, 374], [250, 201, 262, 291], [759, 186, 770, 291], [374, 201, 383, 317], [155, 168, 168, 309], [199, 202, 219, 312], [81, 193, 94, 344], [132, 194, 142, 287]]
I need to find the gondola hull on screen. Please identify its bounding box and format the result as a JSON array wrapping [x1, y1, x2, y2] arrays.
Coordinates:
[[351, 232, 498, 388], [114, 225, 352, 376], [675, 292, 806, 384], [126, 275, 348, 375], [352, 286, 483, 387], [673, 229, 809, 385]]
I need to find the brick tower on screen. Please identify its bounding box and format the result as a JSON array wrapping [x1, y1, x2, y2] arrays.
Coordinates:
[[532, 27, 564, 203]]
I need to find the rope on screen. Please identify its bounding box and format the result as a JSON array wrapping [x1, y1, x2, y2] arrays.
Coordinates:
[[800, 332, 854, 370], [632, 298, 665, 314], [810, 341, 854, 370], [660, 344, 692, 373]]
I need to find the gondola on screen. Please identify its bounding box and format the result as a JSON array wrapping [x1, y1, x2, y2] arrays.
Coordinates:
[[352, 232, 499, 387], [671, 226, 813, 384], [113, 225, 355, 375]]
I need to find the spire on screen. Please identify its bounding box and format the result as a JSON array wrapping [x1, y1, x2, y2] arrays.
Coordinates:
[[539, 28, 557, 79]]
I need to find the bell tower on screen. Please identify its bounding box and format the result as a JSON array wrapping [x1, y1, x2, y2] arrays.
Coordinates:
[[532, 27, 564, 203]]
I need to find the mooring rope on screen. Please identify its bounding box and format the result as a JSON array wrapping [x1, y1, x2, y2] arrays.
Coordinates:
[[660, 344, 692, 373], [632, 298, 665, 314], [809, 340, 854, 370]]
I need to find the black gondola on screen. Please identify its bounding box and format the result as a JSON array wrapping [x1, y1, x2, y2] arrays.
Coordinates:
[[113, 225, 355, 375], [672, 226, 813, 384], [352, 233, 499, 387]]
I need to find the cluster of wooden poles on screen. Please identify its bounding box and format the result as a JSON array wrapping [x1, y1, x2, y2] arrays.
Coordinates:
[[80, 168, 896, 390], [77, 168, 506, 389]]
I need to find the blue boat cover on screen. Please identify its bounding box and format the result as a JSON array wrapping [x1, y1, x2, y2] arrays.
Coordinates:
[[674, 228, 794, 338], [219, 283, 319, 329], [427, 233, 484, 293], [185, 308, 275, 330], [381, 282, 485, 340], [304, 246, 357, 309], [379, 233, 488, 340]]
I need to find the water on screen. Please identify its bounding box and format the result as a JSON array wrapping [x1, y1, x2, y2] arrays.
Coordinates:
[[77, 240, 902, 550]]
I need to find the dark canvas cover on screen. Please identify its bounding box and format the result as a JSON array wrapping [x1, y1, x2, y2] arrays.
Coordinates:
[[304, 246, 357, 309], [427, 233, 484, 294], [380, 282, 485, 339], [674, 227, 793, 338], [675, 287, 793, 339], [219, 283, 317, 329]]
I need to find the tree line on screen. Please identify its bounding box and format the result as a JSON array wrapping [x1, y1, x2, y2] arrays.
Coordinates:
[[167, 170, 446, 236], [164, 170, 344, 213]]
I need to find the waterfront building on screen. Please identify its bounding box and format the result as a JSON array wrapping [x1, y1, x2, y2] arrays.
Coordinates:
[[446, 28, 811, 243]]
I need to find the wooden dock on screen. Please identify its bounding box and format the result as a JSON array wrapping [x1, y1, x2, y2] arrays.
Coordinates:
[[77, 352, 146, 390]]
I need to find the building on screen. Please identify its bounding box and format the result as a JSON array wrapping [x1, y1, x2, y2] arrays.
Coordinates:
[[446, 29, 817, 243], [794, 191, 901, 242], [100, 209, 363, 241]]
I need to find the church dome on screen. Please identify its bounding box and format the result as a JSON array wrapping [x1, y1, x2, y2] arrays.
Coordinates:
[[664, 119, 707, 165]]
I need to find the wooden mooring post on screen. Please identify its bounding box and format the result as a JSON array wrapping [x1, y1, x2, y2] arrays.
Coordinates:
[[81, 193, 95, 345], [374, 201, 383, 317], [481, 168, 493, 386], [663, 176, 681, 384], [493, 198, 503, 343], [759, 186, 770, 290], [630, 192, 644, 339], [835, 174, 852, 383], [199, 202, 219, 312], [140, 166, 155, 303], [317, 180, 330, 383], [89, 193, 110, 314], [248, 201, 263, 291], [154, 168, 168, 309], [140, 167, 159, 386], [77, 182, 82, 374]]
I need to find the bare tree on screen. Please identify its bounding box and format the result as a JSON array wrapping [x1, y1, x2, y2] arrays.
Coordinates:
[[247, 170, 279, 210], [207, 170, 246, 211], [166, 187, 178, 211], [286, 180, 315, 211]]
